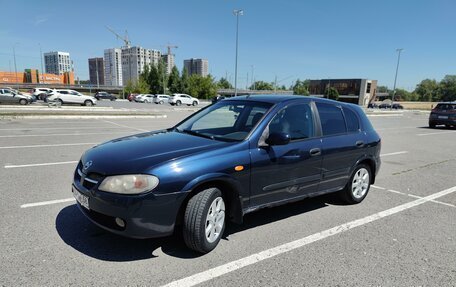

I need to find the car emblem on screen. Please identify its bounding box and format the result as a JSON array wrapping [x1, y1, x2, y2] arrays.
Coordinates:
[[83, 160, 93, 170]]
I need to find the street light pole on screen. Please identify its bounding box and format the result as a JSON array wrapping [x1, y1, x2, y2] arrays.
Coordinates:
[[39, 43, 44, 84], [392, 48, 404, 105], [13, 43, 18, 84], [233, 9, 243, 97], [250, 65, 254, 90]]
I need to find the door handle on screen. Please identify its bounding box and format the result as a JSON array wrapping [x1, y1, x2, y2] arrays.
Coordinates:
[[309, 148, 321, 156], [356, 140, 364, 147]]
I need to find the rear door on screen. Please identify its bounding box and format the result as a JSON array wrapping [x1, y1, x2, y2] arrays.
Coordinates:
[[316, 103, 365, 193]]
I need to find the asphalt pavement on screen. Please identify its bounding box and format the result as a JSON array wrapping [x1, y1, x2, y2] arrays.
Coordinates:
[[0, 110, 455, 286]]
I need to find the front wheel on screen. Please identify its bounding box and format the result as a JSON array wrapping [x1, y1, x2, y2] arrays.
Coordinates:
[[183, 188, 226, 253], [84, 100, 93, 106], [429, 122, 436, 128], [192, 101, 198, 106], [159, 100, 164, 104], [340, 164, 371, 204], [176, 100, 182, 106], [19, 99, 28, 105]]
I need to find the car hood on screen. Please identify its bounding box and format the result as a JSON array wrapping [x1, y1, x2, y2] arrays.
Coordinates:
[[81, 130, 230, 175]]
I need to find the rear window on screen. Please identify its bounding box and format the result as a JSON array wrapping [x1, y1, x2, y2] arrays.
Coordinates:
[[316, 103, 347, 136], [342, 107, 360, 133], [435, 104, 456, 110]]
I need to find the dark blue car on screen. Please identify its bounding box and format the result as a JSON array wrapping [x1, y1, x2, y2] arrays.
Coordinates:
[[73, 95, 381, 253]]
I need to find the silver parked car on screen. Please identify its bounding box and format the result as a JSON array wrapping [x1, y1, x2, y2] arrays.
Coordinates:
[[0, 89, 33, 105], [153, 94, 170, 104]]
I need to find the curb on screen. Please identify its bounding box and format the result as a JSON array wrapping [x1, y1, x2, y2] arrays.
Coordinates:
[[0, 114, 168, 120]]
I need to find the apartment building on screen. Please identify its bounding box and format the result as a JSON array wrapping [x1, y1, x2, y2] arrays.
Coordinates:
[[104, 48, 123, 86], [121, 46, 161, 83], [183, 58, 209, 77], [162, 53, 175, 74], [88, 57, 105, 86], [44, 51, 73, 75]]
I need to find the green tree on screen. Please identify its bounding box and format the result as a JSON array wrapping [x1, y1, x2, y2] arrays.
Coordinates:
[[415, 79, 439, 102], [293, 79, 310, 96], [377, 86, 390, 93], [250, 81, 273, 90], [187, 74, 218, 99], [438, 75, 456, 101], [217, 77, 233, 89], [124, 78, 150, 95], [168, 66, 181, 93], [325, 87, 339, 100], [180, 67, 190, 94], [146, 59, 167, 94]]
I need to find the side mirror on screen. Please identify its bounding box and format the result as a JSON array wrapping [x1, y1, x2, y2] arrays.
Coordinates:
[[266, 132, 291, 146]]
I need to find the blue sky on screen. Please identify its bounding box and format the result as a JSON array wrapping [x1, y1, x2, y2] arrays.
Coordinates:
[[0, 0, 455, 90]]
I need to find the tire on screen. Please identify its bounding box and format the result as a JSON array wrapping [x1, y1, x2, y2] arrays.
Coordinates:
[[84, 100, 93, 106], [340, 164, 371, 204], [429, 122, 436, 128], [57, 99, 63, 105], [183, 188, 226, 253], [19, 99, 28, 105], [159, 100, 164, 104], [192, 101, 198, 106], [176, 100, 182, 106]]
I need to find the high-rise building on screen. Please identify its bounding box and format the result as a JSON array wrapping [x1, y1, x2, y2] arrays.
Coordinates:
[[162, 54, 175, 74], [44, 51, 73, 75], [104, 48, 123, 86], [183, 58, 209, 77], [121, 46, 161, 84], [88, 57, 105, 86]]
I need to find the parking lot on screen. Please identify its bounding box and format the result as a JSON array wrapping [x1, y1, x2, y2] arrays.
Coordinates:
[[0, 110, 455, 286]]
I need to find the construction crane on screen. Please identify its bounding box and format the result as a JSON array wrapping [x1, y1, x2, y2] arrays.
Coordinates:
[[106, 26, 131, 48], [166, 44, 178, 56]]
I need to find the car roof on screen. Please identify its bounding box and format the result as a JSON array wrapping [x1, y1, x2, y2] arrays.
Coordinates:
[[226, 94, 354, 107], [436, 101, 456, 104]]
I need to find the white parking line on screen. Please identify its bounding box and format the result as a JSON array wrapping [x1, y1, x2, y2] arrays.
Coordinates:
[[371, 185, 455, 208], [102, 120, 149, 132], [0, 131, 131, 138], [417, 131, 456, 136], [162, 185, 456, 287], [4, 160, 78, 169], [380, 151, 408, 157], [0, 143, 96, 149], [0, 126, 125, 131], [20, 198, 75, 208]]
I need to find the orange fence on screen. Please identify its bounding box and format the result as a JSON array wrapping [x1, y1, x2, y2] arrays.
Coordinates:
[[0, 70, 74, 85]]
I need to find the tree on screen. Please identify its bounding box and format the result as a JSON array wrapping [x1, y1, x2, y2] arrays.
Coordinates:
[[250, 81, 273, 90], [168, 66, 181, 93], [415, 79, 439, 102], [377, 86, 390, 93], [325, 87, 339, 100], [180, 67, 190, 94], [292, 79, 310, 96], [145, 59, 167, 94], [217, 77, 233, 89], [124, 78, 150, 95], [187, 75, 218, 99], [438, 75, 456, 102]]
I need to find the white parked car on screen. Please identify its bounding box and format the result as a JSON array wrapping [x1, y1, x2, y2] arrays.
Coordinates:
[[137, 94, 155, 103], [46, 89, 97, 106], [168, 93, 199, 106], [32, 88, 52, 100], [154, 94, 170, 104], [134, 94, 146, 102]]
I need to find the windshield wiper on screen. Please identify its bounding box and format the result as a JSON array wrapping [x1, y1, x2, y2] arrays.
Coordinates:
[[179, 129, 215, 140]]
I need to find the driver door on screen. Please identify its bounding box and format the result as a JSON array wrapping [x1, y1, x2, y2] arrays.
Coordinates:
[[249, 103, 322, 207]]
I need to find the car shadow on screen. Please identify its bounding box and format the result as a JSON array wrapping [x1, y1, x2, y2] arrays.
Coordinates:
[[417, 126, 455, 130], [56, 196, 334, 261]]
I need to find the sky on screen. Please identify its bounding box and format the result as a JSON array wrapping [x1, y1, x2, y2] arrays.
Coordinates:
[[0, 0, 455, 90]]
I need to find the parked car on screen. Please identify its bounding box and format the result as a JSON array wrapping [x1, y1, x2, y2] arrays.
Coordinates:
[[392, 103, 404, 109], [378, 103, 392, 109], [367, 103, 378, 109], [73, 95, 381, 253], [168, 93, 199, 106], [134, 94, 146, 102], [128, 94, 137, 102], [153, 94, 170, 104], [212, 94, 231, 104], [32, 88, 53, 100], [429, 102, 456, 128], [94, 91, 116, 101], [136, 94, 155, 103], [46, 89, 97, 106], [0, 88, 33, 105]]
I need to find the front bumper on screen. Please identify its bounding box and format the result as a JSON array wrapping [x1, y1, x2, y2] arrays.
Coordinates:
[[72, 182, 188, 239]]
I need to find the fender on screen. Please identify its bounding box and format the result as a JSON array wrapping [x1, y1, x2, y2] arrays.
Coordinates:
[[351, 154, 378, 184]]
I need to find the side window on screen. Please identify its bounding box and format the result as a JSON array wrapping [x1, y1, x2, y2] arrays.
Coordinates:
[[246, 106, 269, 127], [316, 103, 347, 136], [342, 107, 360, 132], [269, 104, 314, 140]]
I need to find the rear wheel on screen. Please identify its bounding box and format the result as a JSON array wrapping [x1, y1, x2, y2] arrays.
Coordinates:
[[183, 188, 226, 253], [159, 100, 164, 104], [19, 99, 28, 105], [340, 164, 371, 204], [192, 101, 198, 106]]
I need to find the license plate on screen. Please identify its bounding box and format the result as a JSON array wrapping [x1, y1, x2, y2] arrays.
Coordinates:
[[73, 187, 89, 210], [438, 116, 448, 119]]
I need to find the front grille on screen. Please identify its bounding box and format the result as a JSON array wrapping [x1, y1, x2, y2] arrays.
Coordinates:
[[76, 168, 102, 190]]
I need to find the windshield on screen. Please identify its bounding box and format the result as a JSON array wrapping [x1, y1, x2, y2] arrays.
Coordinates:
[[175, 101, 272, 142]]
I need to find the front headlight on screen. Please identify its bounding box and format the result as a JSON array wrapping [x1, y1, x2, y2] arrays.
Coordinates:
[[98, 174, 159, 194]]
